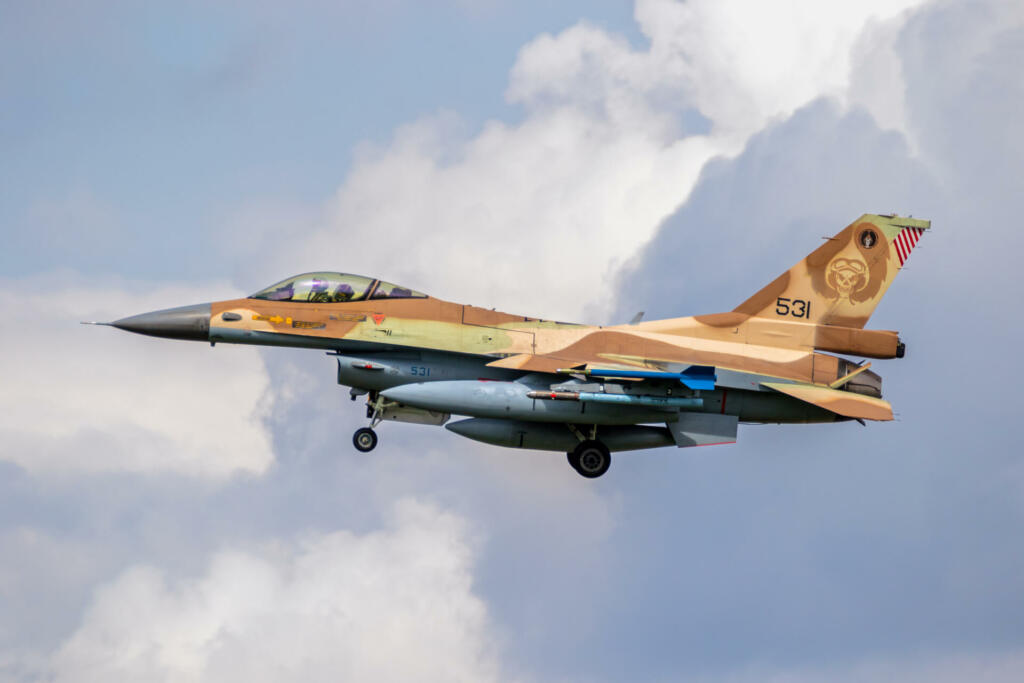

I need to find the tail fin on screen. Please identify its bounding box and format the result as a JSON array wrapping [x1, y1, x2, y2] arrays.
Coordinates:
[[734, 214, 930, 329]]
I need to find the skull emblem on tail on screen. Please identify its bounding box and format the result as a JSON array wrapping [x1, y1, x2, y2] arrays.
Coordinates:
[[826, 257, 869, 302]]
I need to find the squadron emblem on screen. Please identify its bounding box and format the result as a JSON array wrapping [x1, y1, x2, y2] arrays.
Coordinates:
[[811, 222, 891, 307], [859, 228, 878, 249], [825, 257, 869, 303]]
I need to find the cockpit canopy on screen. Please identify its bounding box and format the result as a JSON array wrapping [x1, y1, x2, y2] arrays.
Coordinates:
[[248, 272, 427, 304]]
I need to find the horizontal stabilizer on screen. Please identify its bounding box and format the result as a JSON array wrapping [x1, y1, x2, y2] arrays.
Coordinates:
[[761, 382, 893, 421]]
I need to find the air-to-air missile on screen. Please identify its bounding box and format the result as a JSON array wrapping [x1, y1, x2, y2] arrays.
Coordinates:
[[525, 390, 704, 409], [88, 213, 930, 478], [554, 365, 717, 390]]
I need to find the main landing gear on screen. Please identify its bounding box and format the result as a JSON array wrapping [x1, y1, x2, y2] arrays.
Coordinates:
[[565, 424, 611, 478], [567, 440, 611, 478]]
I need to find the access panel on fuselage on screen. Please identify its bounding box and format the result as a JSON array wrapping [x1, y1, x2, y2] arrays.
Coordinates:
[[460, 305, 536, 356]]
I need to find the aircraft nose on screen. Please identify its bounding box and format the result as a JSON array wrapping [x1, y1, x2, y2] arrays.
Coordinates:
[[110, 303, 211, 341]]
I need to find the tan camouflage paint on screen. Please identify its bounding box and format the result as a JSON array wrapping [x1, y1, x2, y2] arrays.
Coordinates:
[[761, 382, 894, 421], [209, 214, 928, 421]]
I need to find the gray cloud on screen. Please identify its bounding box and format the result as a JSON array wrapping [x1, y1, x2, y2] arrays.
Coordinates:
[[49, 500, 501, 683], [614, 99, 938, 324], [605, 0, 1024, 678]]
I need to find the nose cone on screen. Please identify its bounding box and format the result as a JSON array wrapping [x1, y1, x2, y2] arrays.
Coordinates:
[[111, 303, 211, 341]]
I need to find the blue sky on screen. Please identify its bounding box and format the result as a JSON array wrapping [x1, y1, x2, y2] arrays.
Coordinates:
[[1, 0, 637, 280], [2, 1, 1024, 681]]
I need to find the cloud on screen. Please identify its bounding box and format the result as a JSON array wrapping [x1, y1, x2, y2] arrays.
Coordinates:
[[247, 107, 721, 325], [613, 98, 939, 322], [0, 275, 274, 479], [48, 500, 501, 683], [513, 0, 926, 141], [227, 0, 928, 324], [900, 0, 1024, 189], [634, 0, 926, 138], [5, 2, 1024, 682], [591, 1, 1024, 678]]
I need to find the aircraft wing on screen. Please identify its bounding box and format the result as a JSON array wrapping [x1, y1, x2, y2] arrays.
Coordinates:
[[487, 352, 668, 375], [486, 353, 570, 373], [761, 382, 893, 421]]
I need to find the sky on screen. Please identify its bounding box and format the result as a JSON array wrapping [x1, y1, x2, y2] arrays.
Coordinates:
[[2, 0, 1023, 680]]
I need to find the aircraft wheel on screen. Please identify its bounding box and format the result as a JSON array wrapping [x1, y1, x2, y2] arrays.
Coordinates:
[[567, 451, 580, 473], [570, 440, 610, 479], [353, 427, 378, 452]]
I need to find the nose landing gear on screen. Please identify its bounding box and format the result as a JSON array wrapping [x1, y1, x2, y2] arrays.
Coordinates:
[[353, 427, 378, 452], [353, 391, 384, 453]]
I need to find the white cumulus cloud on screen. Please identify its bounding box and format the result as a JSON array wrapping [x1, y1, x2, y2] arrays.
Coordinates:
[[0, 274, 274, 479], [631, 0, 927, 139], [49, 500, 501, 683], [236, 0, 929, 325], [507, 0, 927, 141]]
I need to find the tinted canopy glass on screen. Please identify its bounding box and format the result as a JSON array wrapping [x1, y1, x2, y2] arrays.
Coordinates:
[[249, 273, 375, 303], [370, 280, 428, 300], [248, 273, 428, 303]]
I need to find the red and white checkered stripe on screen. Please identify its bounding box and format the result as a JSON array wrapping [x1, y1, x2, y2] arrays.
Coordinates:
[[893, 227, 925, 266]]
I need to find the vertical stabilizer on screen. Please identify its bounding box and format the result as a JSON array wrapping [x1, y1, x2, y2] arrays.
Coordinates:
[[733, 214, 930, 329]]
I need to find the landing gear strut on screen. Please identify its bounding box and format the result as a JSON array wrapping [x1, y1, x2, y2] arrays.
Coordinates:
[[353, 391, 383, 452], [353, 427, 378, 452], [567, 439, 611, 478]]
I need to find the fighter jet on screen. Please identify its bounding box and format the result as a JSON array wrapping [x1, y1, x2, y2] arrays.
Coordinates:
[[89, 213, 929, 478]]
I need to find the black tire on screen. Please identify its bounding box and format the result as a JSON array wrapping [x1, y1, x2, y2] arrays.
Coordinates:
[[353, 427, 378, 452], [567, 451, 581, 472], [570, 440, 611, 478]]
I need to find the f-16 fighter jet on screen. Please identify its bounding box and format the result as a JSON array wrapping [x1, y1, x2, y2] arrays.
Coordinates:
[[90, 213, 929, 478]]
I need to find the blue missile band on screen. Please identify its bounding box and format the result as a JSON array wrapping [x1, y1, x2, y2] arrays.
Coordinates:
[[582, 366, 717, 391]]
